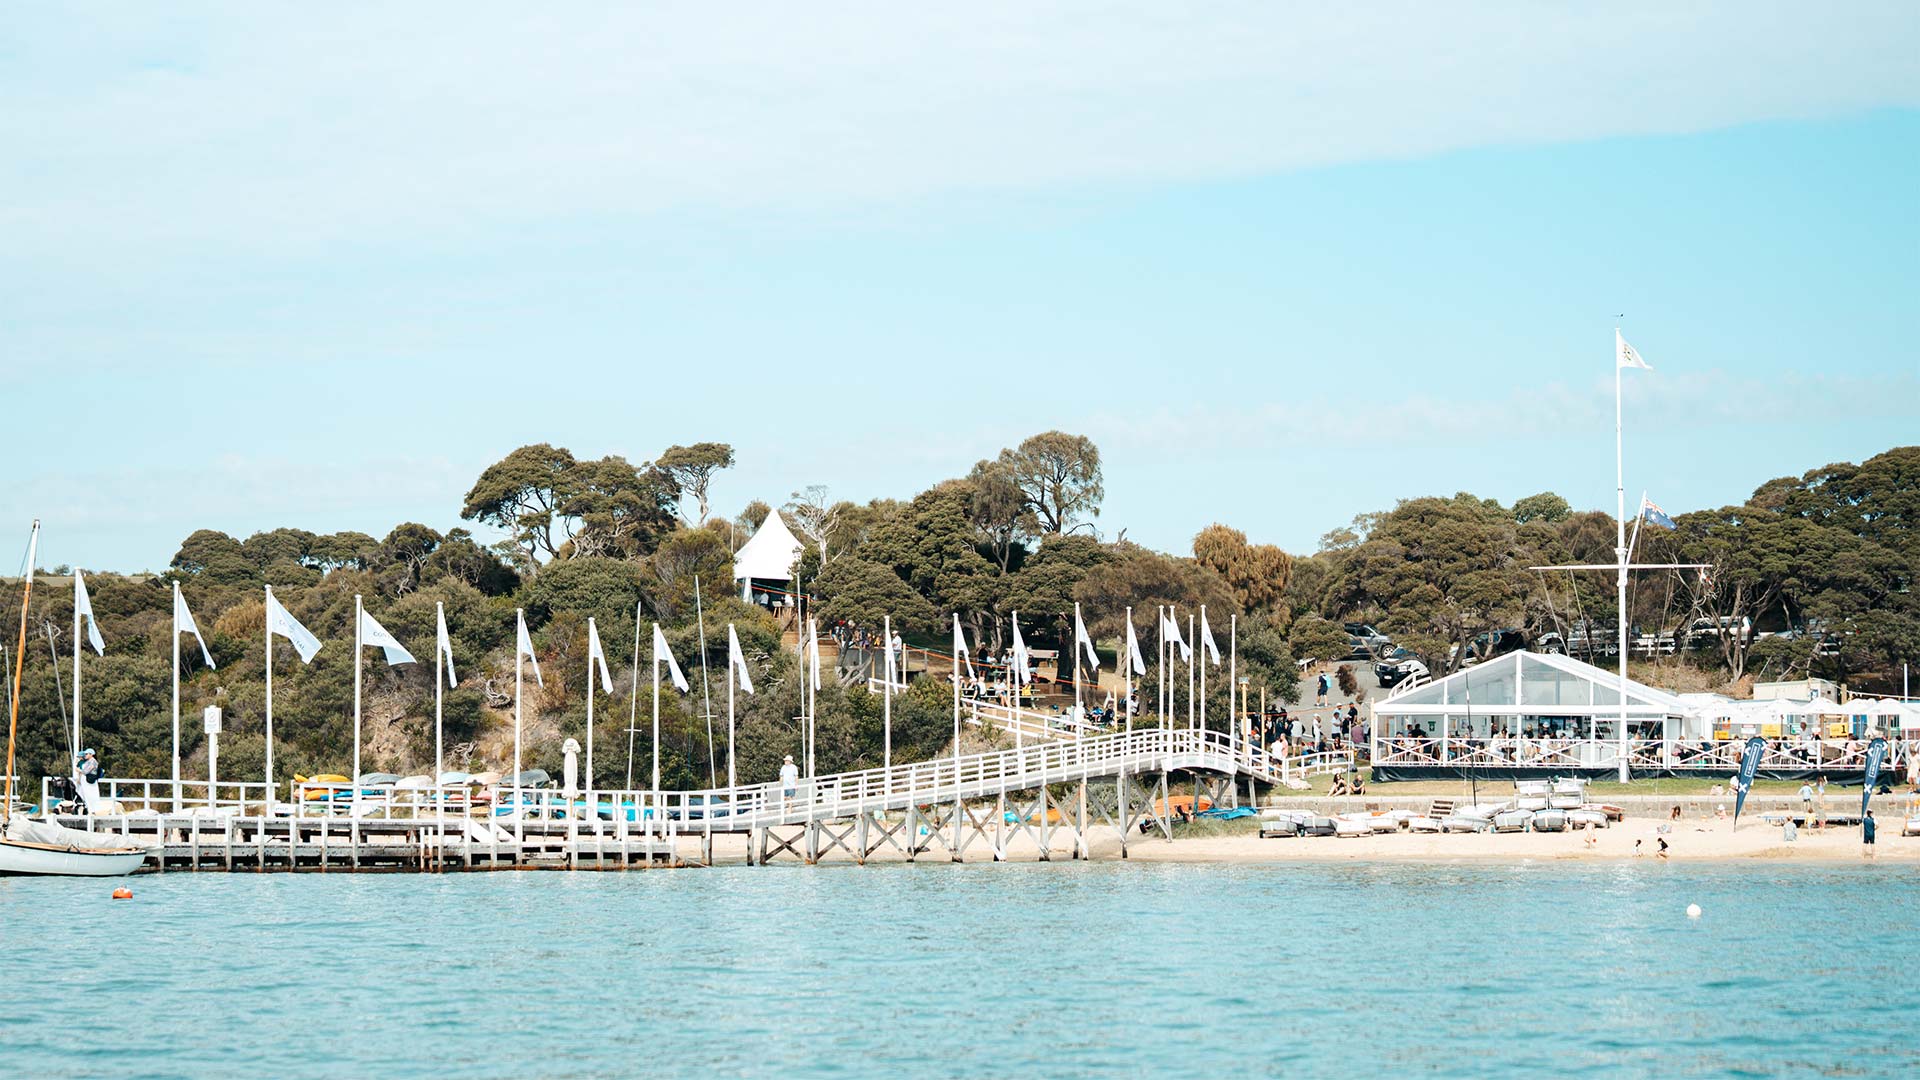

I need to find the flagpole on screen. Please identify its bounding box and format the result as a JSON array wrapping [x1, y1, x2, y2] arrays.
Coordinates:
[[627, 600, 642, 791], [883, 614, 893, 771], [1615, 326, 1631, 783], [1124, 606, 1134, 731], [434, 602, 445, 791], [807, 618, 818, 778], [71, 573, 82, 778], [1188, 613, 1197, 732], [1230, 613, 1238, 756], [173, 582, 183, 812], [726, 625, 737, 792], [651, 621, 661, 793], [585, 616, 597, 795], [694, 576, 716, 789], [353, 594, 363, 816], [1073, 603, 1084, 726], [263, 585, 274, 808], [513, 609, 525, 846], [1158, 606, 1167, 732], [1198, 606, 1208, 736], [1011, 611, 1022, 753]]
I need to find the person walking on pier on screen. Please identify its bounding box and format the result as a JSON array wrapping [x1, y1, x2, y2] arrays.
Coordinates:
[[780, 754, 799, 804]]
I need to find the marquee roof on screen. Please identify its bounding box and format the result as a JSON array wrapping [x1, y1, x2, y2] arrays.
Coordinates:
[[732, 510, 803, 582]]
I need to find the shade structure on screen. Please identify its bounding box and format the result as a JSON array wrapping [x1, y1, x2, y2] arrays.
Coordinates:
[[732, 510, 803, 583]]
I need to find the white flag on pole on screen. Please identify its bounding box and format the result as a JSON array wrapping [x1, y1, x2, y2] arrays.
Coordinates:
[[1616, 329, 1651, 370], [173, 585, 215, 669], [586, 617, 614, 694], [727, 624, 754, 694], [1124, 615, 1147, 675], [73, 570, 105, 655], [1163, 608, 1191, 662], [357, 608, 416, 666], [266, 589, 322, 664], [1199, 607, 1222, 667], [516, 610, 544, 688], [435, 604, 457, 687], [953, 616, 974, 683], [1074, 605, 1100, 671], [1010, 613, 1032, 686], [653, 623, 689, 692]]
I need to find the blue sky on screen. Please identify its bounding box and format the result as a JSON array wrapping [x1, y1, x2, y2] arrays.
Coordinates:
[[4, 5, 1917, 571]]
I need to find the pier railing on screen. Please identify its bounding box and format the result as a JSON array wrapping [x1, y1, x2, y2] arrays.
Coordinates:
[[41, 776, 272, 814]]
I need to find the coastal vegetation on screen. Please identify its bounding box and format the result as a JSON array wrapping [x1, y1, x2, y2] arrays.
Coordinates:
[[7, 440, 1913, 791]]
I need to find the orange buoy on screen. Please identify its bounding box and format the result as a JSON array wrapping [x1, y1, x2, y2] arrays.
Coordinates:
[[111, 887, 133, 900]]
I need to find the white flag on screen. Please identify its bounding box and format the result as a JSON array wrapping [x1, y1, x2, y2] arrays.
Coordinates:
[[1010, 613, 1032, 686], [586, 617, 614, 694], [265, 588, 322, 664], [73, 570, 105, 655], [1124, 615, 1147, 675], [358, 608, 416, 666], [516, 609, 544, 688], [1074, 604, 1100, 671], [1163, 608, 1191, 662], [173, 583, 215, 669], [653, 623, 689, 692], [1616, 329, 1651, 370], [727, 624, 754, 695], [435, 604, 457, 687], [1199, 606, 1222, 667], [952, 615, 974, 684], [807, 620, 821, 691]]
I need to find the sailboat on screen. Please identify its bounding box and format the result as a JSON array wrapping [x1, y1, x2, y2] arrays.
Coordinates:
[[1, 521, 150, 876]]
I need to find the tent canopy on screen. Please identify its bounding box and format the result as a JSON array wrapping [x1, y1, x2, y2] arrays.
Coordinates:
[[1373, 650, 1690, 719], [733, 510, 803, 582]]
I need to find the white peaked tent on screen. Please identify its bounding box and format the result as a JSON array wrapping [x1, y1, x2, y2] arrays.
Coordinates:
[[734, 509, 804, 602]]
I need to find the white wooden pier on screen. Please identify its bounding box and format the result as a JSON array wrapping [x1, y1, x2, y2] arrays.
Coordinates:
[[38, 704, 1351, 873]]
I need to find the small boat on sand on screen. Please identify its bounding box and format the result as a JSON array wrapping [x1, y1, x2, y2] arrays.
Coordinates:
[[1493, 808, 1532, 833]]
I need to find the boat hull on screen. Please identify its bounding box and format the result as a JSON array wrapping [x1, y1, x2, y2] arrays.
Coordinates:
[[0, 838, 148, 877]]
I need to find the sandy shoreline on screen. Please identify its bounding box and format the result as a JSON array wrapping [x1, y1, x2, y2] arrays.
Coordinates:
[[680, 813, 1918, 865]]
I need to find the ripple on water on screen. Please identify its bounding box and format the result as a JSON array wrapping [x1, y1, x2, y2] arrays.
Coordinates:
[[1, 862, 1917, 1078]]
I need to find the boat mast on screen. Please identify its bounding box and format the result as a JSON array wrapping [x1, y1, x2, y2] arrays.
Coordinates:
[[5, 521, 41, 825]]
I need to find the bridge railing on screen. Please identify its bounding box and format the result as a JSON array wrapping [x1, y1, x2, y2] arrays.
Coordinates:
[[42, 776, 271, 815]]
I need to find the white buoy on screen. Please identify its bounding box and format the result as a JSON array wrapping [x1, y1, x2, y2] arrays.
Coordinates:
[[1686, 904, 1702, 919]]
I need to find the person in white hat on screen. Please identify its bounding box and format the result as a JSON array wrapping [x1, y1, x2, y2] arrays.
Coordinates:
[[779, 754, 799, 804]]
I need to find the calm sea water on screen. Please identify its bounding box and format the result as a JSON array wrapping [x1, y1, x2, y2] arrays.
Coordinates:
[[4, 860, 1916, 1079]]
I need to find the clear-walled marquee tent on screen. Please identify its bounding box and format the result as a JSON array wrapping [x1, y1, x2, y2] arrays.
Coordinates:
[[1369, 650, 1696, 778]]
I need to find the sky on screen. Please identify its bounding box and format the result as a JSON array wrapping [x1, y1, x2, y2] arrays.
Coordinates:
[[5, 3, 1918, 572]]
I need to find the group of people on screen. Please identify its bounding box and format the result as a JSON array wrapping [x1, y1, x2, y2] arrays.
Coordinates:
[[1248, 703, 1365, 759]]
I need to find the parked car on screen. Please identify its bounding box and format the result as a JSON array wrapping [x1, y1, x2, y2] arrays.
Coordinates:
[[1448, 628, 1528, 667], [1344, 623, 1392, 652], [1375, 652, 1430, 688], [1564, 621, 1619, 658], [1681, 616, 1752, 650]]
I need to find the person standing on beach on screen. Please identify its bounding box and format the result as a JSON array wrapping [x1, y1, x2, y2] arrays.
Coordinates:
[[1798, 781, 1814, 819], [1862, 810, 1876, 856]]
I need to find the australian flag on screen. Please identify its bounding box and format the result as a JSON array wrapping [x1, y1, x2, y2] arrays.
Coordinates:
[[1640, 497, 1677, 530]]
